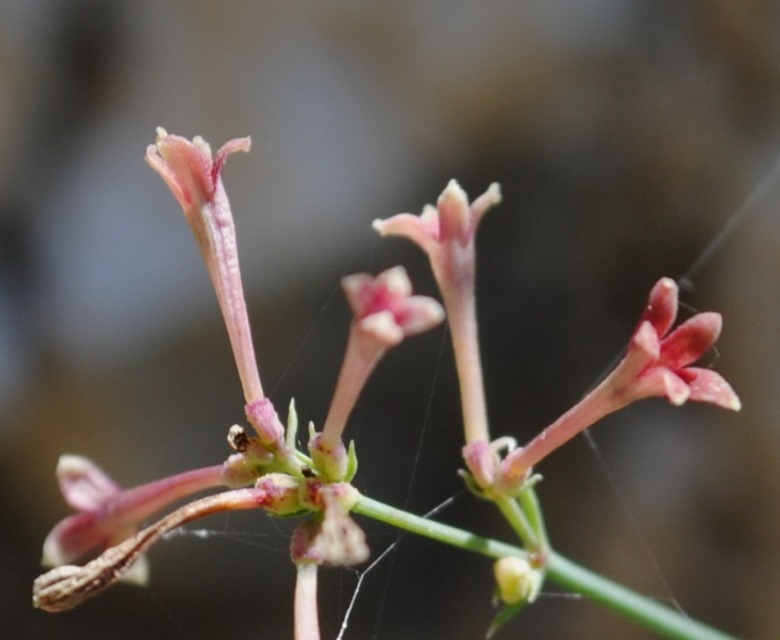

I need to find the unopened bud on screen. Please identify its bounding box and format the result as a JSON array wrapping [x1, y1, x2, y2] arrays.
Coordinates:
[[493, 556, 542, 605], [255, 474, 303, 516]]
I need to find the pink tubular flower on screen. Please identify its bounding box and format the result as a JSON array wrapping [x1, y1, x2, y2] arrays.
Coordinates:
[[312, 266, 444, 479], [146, 129, 282, 445], [372, 180, 501, 286], [342, 265, 445, 345], [496, 278, 741, 492], [619, 278, 741, 409], [374, 181, 501, 446], [41, 455, 225, 584]]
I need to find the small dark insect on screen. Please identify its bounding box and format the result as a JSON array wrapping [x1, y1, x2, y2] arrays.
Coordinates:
[[227, 425, 250, 452]]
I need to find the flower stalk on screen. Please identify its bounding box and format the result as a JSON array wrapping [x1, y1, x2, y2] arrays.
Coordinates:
[[353, 494, 736, 640], [294, 563, 321, 640]]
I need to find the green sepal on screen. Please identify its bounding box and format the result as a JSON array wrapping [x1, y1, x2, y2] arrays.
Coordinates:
[[517, 473, 542, 494], [458, 469, 492, 501], [285, 398, 299, 451], [343, 440, 358, 483]]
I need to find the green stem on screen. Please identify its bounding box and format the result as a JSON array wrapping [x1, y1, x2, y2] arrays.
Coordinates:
[[353, 494, 529, 561], [517, 485, 548, 553], [353, 495, 737, 640], [545, 553, 736, 640], [495, 497, 539, 551]]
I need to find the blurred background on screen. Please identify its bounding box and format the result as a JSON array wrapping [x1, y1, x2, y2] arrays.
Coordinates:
[[3, 1, 780, 638]]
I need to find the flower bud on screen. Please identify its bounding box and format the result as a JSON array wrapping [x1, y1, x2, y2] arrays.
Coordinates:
[[493, 556, 542, 605], [255, 474, 303, 516]]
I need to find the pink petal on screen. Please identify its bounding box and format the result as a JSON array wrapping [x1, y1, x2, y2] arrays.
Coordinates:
[[41, 512, 105, 566], [56, 455, 120, 512], [620, 321, 661, 380], [212, 137, 251, 183], [436, 180, 472, 246], [636, 367, 691, 405], [341, 267, 412, 319], [678, 367, 742, 411], [372, 211, 439, 255], [469, 183, 502, 225], [357, 311, 404, 346], [462, 440, 497, 488], [146, 129, 215, 208], [393, 295, 445, 336], [638, 278, 678, 338], [341, 273, 374, 317], [658, 312, 722, 369], [374, 265, 413, 304]]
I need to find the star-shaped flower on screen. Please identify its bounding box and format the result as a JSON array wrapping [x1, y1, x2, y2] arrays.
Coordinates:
[[621, 277, 741, 409], [40, 455, 225, 586], [311, 266, 444, 480], [496, 278, 740, 492], [372, 180, 501, 286]]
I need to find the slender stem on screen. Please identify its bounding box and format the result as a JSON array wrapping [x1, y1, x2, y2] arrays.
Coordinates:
[[546, 553, 737, 640], [517, 485, 549, 554], [294, 564, 321, 640], [353, 495, 528, 560], [353, 495, 737, 640], [495, 497, 539, 551]]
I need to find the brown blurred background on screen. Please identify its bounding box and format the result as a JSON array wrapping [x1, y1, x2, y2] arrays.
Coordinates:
[[2, 1, 780, 638]]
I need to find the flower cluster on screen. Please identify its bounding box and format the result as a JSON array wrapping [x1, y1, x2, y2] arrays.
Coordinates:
[[33, 132, 443, 631], [34, 132, 741, 640]]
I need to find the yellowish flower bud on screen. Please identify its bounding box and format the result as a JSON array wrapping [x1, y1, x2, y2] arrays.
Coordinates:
[[494, 556, 542, 605]]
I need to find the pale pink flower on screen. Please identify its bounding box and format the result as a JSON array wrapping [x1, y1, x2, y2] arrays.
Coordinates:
[[146, 129, 283, 445], [372, 180, 501, 287], [312, 266, 444, 479], [374, 181, 501, 445], [41, 455, 225, 585], [497, 278, 740, 492]]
